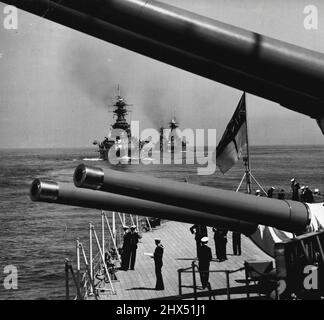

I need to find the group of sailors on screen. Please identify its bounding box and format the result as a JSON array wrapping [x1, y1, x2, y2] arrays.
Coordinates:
[[120, 224, 164, 290], [120, 225, 141, 271], [190, 224, 241, 261], [190, 224, 241, 289], [118, 222, 242, 291], [114, 219, 245, 292], [256, 178, 320, 203]]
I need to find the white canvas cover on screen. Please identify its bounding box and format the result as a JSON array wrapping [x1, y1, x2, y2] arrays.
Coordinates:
[[250, 202, 324, 257]]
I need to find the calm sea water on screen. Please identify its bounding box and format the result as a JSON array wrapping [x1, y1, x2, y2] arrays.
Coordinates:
[[0, 145, 323, 300]]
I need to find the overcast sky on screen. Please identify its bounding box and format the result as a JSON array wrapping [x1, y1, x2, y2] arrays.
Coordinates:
[[0, 0, 324, 148]]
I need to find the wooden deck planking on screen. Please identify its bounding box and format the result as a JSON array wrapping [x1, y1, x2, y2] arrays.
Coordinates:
[[94, 220, 272, 300]]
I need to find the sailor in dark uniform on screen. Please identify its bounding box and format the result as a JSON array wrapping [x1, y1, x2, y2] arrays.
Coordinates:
[[291, 178, 300, 201], [152, 238, 164, 290], [304, 186, 314, 203], [267, 186, 275, 198], [213, 227, 228, 261], [128, 225, 141, 270], [197, 237, 212, 289], [300, 186, 306, 202], [121, 225, 130, 270], [232, 231, 241, 255], [190, 224, 208, 257]]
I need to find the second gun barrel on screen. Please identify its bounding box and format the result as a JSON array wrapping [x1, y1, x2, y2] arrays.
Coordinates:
[[74, 164, 310, 234]]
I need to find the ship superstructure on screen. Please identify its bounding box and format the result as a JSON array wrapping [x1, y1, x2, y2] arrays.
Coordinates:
[[94, 89, 187, 160], [159, 118, 187, 153], [93, 88, 138, 161]]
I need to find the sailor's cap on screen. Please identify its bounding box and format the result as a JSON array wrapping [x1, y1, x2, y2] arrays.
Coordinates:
[[154, 238, 161, 242], [315, 188, 319, 193], [301, 186, 305, 190], [306, 186, 309, 189], [130, 225, 136, 229], [123, 225, 129, 230], [291, 178, 295, 182], [271, 186, 275, 190], [256, 189, 261, 193], [201, 237, 208, 243]]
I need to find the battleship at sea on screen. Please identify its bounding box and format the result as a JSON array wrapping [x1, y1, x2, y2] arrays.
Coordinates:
[[92, 87, 187, 164]]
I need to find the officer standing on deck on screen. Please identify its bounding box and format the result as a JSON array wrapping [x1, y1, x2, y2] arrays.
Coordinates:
[[198, 237, 212, 289], [232, 231, 241, 255], [267, 187, 275, 198], [213, 227, 221, 260], [121, 226, 130, 270], [304, 186, 314, 203], [213, 227, 228, 261], [291, 178, 300, 201], [300, 186, 306, 202], [190, 224, 208, 257], [152, 238, 164, 290], [219, 229, 228, 261], [128, 225, 141, 270]]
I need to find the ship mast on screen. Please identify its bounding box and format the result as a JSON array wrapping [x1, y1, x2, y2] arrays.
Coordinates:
[[110, 85, 132, 139], [117, 84, 121, 97]]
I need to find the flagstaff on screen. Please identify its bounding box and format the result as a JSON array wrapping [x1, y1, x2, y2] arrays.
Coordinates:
[[244, 92, 252, 194]]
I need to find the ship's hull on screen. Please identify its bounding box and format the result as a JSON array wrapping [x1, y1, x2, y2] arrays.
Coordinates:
[[97, 140, 142, 163], [97, 138, 186, 162]]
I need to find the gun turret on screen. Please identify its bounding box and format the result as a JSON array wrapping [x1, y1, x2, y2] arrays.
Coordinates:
[[5, 0, 324, 124], [73, 164, 310, 234]]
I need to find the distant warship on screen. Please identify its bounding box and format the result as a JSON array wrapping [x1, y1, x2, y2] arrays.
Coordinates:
[[93, 88, 187, 161], [93, 87, 142, 161], [159, 118, 187, 153]]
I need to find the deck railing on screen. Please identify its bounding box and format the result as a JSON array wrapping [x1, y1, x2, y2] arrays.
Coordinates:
[[177, 259, 281, 300], [65, 211, 158, 300], [177, 261, 245, 300]]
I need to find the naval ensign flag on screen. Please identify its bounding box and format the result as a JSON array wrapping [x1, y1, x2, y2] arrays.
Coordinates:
[[216, 93, 247, 174]]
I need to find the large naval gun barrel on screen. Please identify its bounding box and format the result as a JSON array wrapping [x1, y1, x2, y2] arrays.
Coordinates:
[[30, 179, 257, 235], [74, 164, 311, 234], [5, 0, 324, 122]]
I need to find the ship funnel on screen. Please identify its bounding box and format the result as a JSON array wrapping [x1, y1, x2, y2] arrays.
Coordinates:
[[74, 165, 311, 234]]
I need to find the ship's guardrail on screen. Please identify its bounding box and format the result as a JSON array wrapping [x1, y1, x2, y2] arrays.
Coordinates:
[[176, 261, 276, 300], [65, 211, 156, 300]]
